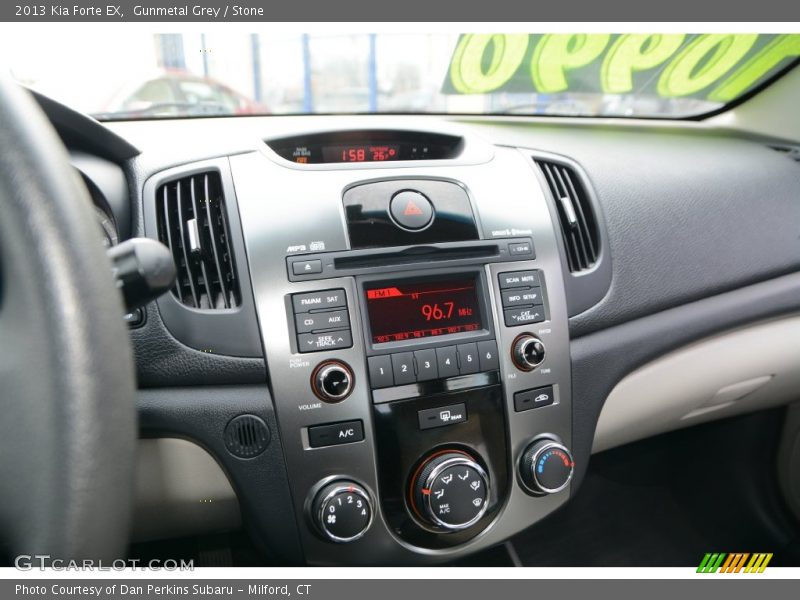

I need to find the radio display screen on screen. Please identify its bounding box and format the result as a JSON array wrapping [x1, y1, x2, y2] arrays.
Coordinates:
[[365, 277, 483, 344]]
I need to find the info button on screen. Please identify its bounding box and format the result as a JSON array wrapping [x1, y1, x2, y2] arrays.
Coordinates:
[[418, 403, 467, 430]]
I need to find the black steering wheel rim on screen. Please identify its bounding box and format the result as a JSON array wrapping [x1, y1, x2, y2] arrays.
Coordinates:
[[0, 76, 136, 561]]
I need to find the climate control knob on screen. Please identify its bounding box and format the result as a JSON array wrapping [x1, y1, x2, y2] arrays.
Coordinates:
[[410, 450, 489, 531], [511, 334, 546, 371], [519, 439, 574, 495], [311, 480, 373, 542], [311, 360, 354, 402]]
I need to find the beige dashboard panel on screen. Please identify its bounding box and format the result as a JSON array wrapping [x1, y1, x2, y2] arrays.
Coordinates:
[[594, 316, 800, 453], [133, 438, 241, 542]]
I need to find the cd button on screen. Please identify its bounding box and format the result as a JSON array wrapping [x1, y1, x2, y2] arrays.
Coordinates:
[[295, 309, 349, 334], [391, 352, 416, 385], [508, 241, 534, 257]]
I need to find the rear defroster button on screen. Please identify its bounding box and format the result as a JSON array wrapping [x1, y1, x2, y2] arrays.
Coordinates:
[[389, 190, 434, 231]]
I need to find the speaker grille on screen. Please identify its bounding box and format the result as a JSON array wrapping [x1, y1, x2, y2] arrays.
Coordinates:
[[224, 415, 270, 458]]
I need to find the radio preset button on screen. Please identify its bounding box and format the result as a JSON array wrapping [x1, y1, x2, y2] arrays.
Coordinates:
[[292, 289, 347, 313], [298, 330, 353, 352], [391, 352, 416, 385], [504, 305, 545, 327], [457, 343, 480, 375], [435, 346, 459, 378], [477, 340, 499, 371], [368, 355, 394, 388], [414, 349, 439, 382], [498, 270, 540, 289], [501, 287, 542, 308]]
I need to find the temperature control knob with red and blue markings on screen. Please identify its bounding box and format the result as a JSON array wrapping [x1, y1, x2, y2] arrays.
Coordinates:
[[519, 439, 574, 495]]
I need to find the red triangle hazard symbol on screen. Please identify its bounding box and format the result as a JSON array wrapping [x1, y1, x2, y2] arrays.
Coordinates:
[[404, 200, 424, 216]]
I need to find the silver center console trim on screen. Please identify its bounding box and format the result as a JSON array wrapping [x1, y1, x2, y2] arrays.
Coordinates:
[[231, 141, 572, 565]]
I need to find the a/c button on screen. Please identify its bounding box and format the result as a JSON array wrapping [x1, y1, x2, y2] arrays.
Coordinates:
[[308, 420, 364, 448]]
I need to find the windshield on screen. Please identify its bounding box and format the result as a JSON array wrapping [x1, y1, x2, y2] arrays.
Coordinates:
[[2, 32, 797, 120]]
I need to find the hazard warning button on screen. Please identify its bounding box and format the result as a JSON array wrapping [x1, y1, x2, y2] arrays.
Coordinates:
[[389, 190, 434, 231]]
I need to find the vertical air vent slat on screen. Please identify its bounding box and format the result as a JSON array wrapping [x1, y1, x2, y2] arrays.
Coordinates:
[[160, 185, 184, 304], [203, 173, 232, 309], [175, 180, 201, 307], [536, 158, 600, 273], [156, 171, 241, 310]]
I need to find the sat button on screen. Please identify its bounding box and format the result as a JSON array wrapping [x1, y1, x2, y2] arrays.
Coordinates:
[[389, 191, 434, 231]]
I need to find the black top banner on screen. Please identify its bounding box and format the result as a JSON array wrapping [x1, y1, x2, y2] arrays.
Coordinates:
[[1, 0, 800, 22]]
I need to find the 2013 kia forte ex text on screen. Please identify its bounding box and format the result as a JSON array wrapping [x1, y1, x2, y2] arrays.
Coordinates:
[[0, 32, 799, 567]]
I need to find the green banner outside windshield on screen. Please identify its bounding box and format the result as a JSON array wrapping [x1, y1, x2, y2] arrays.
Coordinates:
[[445, 34, 800, 104]]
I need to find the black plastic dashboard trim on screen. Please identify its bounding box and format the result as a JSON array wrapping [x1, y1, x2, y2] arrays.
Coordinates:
[[137, 385, 303, 564]]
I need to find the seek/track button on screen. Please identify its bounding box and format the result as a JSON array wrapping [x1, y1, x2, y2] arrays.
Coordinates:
[[298, 331, 353, 352]]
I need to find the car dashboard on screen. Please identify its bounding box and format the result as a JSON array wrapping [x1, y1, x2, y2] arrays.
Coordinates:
[[49, 99, 800, 565]]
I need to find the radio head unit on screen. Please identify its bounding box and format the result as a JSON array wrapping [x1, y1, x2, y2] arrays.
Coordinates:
[[359, 270, 494, 354], [364, 276, 484, 344]]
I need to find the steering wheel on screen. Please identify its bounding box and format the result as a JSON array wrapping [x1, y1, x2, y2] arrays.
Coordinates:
[[0, 76, 136, 561]]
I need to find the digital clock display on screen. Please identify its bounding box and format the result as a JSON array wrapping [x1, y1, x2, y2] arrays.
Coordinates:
[[365, 277, 483, 344], [322, 144, 401, 163]]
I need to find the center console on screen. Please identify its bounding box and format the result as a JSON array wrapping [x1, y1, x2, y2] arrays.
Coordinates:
[[231, 129, 573, 564]]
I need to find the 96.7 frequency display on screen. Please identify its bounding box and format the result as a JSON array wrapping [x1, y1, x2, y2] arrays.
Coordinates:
[[365, 277, 483, 344]]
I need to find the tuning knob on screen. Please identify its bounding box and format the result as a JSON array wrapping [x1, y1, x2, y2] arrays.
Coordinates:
[[519, 439, 574, 495], [410, 450, 489, 531], [511, 334, 545, 371], [311, 480, 373, 543]]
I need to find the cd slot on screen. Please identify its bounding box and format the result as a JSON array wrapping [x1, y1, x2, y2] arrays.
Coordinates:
[[286, 237, 534, 281], [334, 244, 500, 270]]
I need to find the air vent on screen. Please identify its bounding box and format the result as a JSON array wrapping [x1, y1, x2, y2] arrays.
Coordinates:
[[535, 159, 600, 272], [224, 415, 271, 458], [156, 172, 241, 309]]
